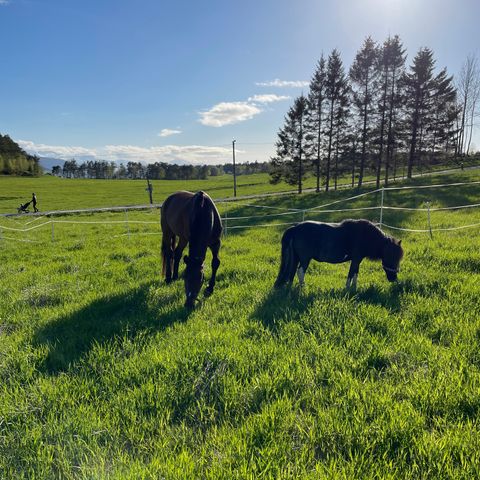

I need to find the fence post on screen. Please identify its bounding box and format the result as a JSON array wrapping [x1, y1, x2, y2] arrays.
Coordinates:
[[379, 187, 385, 226], [125, 209, 130, 239], [51, 221, 55, 242], [427, 201, 433, 239]]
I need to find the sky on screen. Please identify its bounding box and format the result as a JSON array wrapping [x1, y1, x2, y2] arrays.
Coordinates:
[[0, 0, 479, 166]]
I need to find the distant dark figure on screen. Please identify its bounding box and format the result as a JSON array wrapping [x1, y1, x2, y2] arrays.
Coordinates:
[[161, 190, 222, 309], [17, 201, 31, 213], [274, 219, 404, 290], [32, 193, 38, 212]]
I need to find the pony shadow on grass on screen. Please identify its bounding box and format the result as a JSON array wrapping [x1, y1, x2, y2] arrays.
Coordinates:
[[253, 281, 404, 334], [348, 282, 403, 313], [33, 283, 191, 374]]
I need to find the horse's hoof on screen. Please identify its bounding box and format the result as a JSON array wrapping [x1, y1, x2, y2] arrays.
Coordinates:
[[204, 287, 213, 297], [165, 279, 173, 285]]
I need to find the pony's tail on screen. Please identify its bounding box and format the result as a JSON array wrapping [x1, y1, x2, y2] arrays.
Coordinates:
[[274, 228, 297, 288]]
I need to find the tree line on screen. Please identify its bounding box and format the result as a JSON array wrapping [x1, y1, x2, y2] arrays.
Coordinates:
[[54, 159, 270, 180], [0, 134, 42, 176], [270, 36, 480, 193]]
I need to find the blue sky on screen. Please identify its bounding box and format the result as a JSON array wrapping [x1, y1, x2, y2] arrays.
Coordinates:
[[1, 0, 479, 165]]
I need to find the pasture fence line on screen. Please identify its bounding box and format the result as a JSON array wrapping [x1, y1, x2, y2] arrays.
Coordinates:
[[2, 178, 480, 242]]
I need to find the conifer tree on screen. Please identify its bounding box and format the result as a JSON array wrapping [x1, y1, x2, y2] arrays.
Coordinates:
[[350, 37, 379, 188], [324, 49, 349, 192], [306, 55, 327, 192], [270, 95, 310, 193], [374, 35, 406, 186], [403, 48, 457, 177]]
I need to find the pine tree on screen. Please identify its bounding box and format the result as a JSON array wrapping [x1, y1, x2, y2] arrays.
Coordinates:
[[427, 68, 457, 161], [403, 48, 457, 177], [324, 49, 349, 192], [306, 55, 327, 192], [374, 36, 406, 186], [350, 37, 379, 188], [270, 95, 310, 193]]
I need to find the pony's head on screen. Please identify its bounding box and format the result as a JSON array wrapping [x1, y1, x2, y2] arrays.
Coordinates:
[[183, 255, 205, 308], [382, 237, 403, 282]]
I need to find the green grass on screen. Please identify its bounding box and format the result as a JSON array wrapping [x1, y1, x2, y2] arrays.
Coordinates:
[[1, 171, 480, 478], [2, 156, 477, 214]]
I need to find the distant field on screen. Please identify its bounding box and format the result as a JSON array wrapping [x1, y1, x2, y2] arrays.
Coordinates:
[[1, 170, 480, 478], [1, 160, 476, 214]]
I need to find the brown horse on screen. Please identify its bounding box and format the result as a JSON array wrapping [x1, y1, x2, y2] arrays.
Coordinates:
[[161, 191, 222, 308], [274, 219, 403, 290]]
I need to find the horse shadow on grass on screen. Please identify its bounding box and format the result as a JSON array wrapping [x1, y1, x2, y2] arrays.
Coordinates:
[[33, 282, 191, 375], [252, 287, 318, 333]]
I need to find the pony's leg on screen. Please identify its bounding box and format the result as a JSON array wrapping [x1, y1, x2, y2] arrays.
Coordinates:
[[162, 234, 175, 284], [346, 260, 361, 290], [297, 259, 310, 288], [205, 240, 221, 296], [173, 237, 188, 280]]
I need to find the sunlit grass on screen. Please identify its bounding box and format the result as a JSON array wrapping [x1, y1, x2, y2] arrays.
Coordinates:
[[1, 170, 480, 478]]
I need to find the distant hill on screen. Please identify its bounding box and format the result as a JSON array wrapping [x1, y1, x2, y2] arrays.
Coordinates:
[[0, 134, 42, 176], [40, 157, 65, 172]]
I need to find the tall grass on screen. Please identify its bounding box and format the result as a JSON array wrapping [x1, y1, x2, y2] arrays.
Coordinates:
[[1, 171, 480, 478]]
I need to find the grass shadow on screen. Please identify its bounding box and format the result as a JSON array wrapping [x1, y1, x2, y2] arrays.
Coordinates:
[[33, 282, 191, 374], [251, 286, 318, 333], [351, 283, 404, 313]]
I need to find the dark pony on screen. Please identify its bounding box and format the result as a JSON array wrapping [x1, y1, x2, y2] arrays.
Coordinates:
[[161, 191, 222, 308], [274, 219, 403, 289]]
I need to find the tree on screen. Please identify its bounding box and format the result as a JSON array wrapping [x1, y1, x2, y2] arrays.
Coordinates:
[[0, 134, 42, 176], [373, 35, 406, 186], [324, 49, 350, 191], [350, 37, 379, 188], [270, 95, 310, 193], [403, 48, 457, 177], [306, 55, 327, 192], [457, 55, 480, 157]]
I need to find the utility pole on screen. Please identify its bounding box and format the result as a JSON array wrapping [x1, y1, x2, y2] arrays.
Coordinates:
[[232, 139, 237, 197]]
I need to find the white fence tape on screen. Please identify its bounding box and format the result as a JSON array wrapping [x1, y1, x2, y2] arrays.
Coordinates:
[[1, 179, 480, 239]]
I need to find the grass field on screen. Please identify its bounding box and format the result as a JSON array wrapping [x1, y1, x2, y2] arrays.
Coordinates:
[[1, 157, 477, 214], [1, 170, 480, 478]]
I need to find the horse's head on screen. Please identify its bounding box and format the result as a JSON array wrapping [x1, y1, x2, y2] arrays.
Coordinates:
[[183, 255, 205, 308], [382, 238, 403, 282]]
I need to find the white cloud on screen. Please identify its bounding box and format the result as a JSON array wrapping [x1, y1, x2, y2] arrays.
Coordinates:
[[103, 144, 231, 164], [158, 128, 182, 137], [255, 79, 309, 88], [198, 90, 291, 128], [199, 101, 261, 127], [247, 94, 290, 104], [0, 0, 9, 5], [18, 140, 97, 159], [18, 140, 231, 165]]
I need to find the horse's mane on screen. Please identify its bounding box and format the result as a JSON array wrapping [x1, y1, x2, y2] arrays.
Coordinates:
[[339, 219, 403, 258]]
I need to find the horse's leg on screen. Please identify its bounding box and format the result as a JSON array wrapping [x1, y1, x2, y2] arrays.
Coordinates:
[[346, 259, 361, 290], [162, 233, 175, 284], [173, 237, 188, 281], [297, 258, 310, 288], [205, 240, 221, 296]]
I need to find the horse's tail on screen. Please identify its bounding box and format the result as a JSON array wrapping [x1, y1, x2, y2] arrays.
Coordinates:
[[274, 227, 298, 288]]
